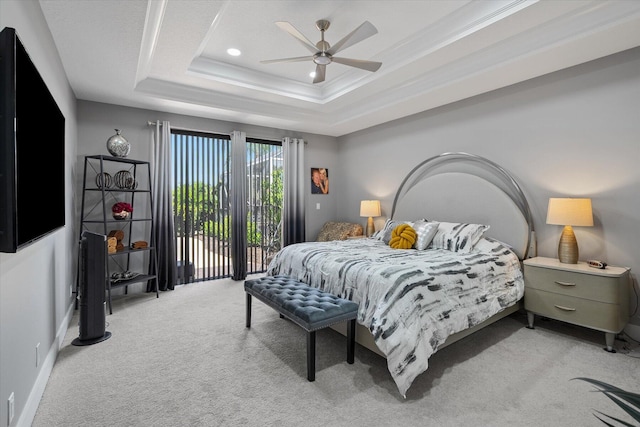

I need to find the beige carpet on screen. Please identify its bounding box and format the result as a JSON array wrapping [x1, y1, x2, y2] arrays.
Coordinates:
[[33, 275, 639, 427]]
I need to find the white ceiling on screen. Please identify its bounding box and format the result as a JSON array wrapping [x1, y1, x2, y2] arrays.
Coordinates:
[[39, 0, 640, 137]]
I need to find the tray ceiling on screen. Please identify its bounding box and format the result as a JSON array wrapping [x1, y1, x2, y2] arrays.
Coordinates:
[[39, 0, 640, 136]]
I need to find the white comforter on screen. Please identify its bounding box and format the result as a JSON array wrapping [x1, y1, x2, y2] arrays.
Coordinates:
[[266, 237, 524, 397]]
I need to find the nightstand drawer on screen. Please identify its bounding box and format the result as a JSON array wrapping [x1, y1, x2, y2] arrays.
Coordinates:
[[525, 288, 626, 333], [524, 265, 622, 303]]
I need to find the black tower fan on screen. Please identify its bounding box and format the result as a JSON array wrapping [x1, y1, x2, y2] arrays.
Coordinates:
[[72, 231, 111, 345]]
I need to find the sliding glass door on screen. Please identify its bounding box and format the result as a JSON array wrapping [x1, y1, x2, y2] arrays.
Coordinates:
[[171, 130, 282, 283], [246, 138, 283, 272]]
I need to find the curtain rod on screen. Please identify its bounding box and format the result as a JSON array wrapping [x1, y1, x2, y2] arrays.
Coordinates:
[[147, 121, 229, 136], [147, 121, 303, 143]]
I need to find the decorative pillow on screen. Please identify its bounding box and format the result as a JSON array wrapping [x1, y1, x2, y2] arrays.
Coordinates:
[[375, 219, 411, 244], [372, 218, 393, 241], [389, 224, 417, 249], [411, 220, 439, 250], [428, 221, 490, 253]]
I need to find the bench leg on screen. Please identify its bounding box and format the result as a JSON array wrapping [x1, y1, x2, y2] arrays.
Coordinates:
[[307, 331, 316, 382], [246, 293, 252, 328], [347, 319, 355, 364]]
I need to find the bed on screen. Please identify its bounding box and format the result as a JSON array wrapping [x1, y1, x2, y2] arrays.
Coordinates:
[[266, 152, 535, 397]]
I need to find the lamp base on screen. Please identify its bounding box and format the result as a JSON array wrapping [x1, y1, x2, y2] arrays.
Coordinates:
[[366, 217, 375, 237], [558, 225, 579, 264]]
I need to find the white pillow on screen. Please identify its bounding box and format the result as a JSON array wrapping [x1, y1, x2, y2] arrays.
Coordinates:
[[429, 221, 490, 253], [412, 220, 439, 250]]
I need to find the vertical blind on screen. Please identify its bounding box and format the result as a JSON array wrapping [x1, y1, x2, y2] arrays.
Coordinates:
[[246, 138, 283, 272], [171, 130, 282, 283], [172, 130, 232, 282]]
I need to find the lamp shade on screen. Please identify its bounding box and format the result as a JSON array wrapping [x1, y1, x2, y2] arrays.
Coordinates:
[[546, 198, 593, 264], [360, 200, 381, 218], [546, 198, 593, 227]]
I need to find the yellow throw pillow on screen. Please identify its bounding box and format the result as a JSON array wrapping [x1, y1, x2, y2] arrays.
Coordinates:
[[389, 224, 417, 249]]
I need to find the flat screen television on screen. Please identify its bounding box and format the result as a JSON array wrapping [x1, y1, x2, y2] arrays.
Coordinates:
[[0, 27, 66, 253]]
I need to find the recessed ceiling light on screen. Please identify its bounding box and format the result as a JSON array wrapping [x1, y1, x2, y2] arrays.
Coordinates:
[[227, 48, 241, 57], [309, 71, 316, 78]]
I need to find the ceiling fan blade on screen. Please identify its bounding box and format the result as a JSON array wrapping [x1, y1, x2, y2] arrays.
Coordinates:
[[332, 57, 382, 72], [313, 64, 326, 84], [327, 21, 378, 55], [275, 21, 318, 54], [260, 56, 313, 64]]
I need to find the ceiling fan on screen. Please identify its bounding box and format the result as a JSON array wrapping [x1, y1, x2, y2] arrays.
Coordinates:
[[261, 19, 382, 84]]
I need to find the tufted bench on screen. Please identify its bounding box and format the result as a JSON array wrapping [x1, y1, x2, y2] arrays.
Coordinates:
[[244, 275, 358, 381]]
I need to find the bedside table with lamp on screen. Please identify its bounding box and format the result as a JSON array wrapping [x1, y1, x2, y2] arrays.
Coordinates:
[[524, 198, 631, 352]]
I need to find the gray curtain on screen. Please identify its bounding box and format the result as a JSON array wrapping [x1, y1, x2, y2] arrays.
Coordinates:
[[150, 120, 177, 291], [282, 137, 306, 246], [231, 131, 247, 280]]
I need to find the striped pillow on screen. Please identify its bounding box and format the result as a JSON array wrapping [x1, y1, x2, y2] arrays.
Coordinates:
[[428, 221, 489, 253]]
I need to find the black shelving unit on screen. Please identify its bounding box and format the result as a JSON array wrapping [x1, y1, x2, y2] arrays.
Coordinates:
[[77, 155, 159, 314]]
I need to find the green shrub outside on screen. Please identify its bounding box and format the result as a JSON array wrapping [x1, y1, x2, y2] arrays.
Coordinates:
[[203, 217, 262, 246]]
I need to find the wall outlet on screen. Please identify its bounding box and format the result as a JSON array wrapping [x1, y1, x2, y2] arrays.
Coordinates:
[[8, 392, 14, 425], [36, 342, 40, 367]]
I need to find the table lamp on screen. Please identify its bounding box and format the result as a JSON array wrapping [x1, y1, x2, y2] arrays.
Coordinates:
[[546, 198, 593, 264], [360, 200, 381, 237]]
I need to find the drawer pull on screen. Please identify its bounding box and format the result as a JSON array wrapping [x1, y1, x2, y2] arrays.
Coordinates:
[[554, 281, 576, 287], [554, 305, 576, 312]]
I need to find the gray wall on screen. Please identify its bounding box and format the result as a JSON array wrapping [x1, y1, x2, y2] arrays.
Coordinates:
[[1, 5, 338, 424], [0, 2, 78, 426], [336, 47, 640, 337], [2, 2, 639, 426], [76, 100, 339, 250]]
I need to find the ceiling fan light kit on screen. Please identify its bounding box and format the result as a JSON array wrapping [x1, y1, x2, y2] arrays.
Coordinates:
[[261, 19, 382, 83], [314, 54, 332, 66]]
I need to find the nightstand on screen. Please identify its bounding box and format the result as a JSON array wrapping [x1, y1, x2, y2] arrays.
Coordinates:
[[523, 256, 631, 352]]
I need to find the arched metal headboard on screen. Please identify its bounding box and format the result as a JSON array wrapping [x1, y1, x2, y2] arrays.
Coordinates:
[[390, 152, 535, 259]]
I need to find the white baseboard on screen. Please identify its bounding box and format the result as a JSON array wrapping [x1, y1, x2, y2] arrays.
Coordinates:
[[16, 303, 75, 427]]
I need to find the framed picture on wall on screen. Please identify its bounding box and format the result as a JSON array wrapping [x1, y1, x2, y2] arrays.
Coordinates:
[[311, 167, 329, 194]]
